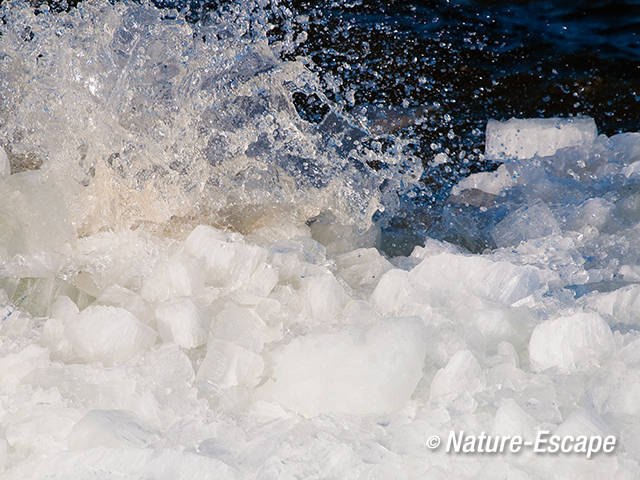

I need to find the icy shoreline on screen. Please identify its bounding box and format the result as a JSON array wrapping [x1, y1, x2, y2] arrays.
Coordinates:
[[2, 118, 640, 478]]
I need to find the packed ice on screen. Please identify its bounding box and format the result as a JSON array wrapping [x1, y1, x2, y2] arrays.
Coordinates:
[[1, 1, 640, 479]]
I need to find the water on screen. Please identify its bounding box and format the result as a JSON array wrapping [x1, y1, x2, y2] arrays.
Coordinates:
[[0, 0, 424, 239], [7, 0, 639, 252], [280, 0, 640, 252]]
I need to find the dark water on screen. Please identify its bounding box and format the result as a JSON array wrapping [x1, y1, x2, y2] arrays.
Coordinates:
[[279, 0, 640, 252], [14, 0, 640, 253]]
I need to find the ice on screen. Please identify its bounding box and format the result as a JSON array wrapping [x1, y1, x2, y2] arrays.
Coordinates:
[[565, 197, 614, 231], [299, 272, 350, 324], [97, 285, 154, 327], [68, 409, 157, 450], [40, 296, 78, 360], [4, 401, 79, 464], [258, 318, 427, 416], [141, 255, 204, 303], [211, 303, 277, 352], [0, 436, 7, 473], [3, 448, 236, 480], [528, 312, 614, 372], [370, 269, 411, 315], [582, 285, 640, 327], [485, 117, 597, 160], [0, 344, 50, 390], [197, 339, 265, 390], [335, 248, 393, 292], [308, 215, 381, 255], [184, 225, 277, 295], [154, 298, 207, 349], [0, 171, 76, 257], [451, 163, 515, 196], [0, 147, 9, 179], [0, 0, 640, 474], [64, 305, 157, 365], [408, 252, 550, 306], [554, 408, 611, 439], [492, 399, 538, 440], [492, 201, 560, 247], [429, 350, 485, 413]]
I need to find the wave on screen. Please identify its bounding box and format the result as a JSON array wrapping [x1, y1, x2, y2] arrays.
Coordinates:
[[0, 0, 421, 238]]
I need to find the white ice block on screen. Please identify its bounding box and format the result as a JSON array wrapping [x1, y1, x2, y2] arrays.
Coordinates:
[[0, 147, 9, 179], [66, 305, 157, 365], [485, 117, 597, 160], [68, 409, 156, 450], [258, 318, 426, 417], [154, 299, 207, 349], [429, 349, 485, 412], [529, 311, 614, 372]]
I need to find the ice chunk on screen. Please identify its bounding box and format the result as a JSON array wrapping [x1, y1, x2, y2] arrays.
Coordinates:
[[0, 345, 50, 390], [0, 435, 6, 473], [451, 164, 515, 196], [308, 216, 380, 256], [74, 230, 167, 294], [554, 408, 611, 439], [565, 197, 613, 231], [41, 296, 78, 360], [410, 238, 464, 260], [141, 255, 204, 303], [197, 339, 264, 390], [370, 269, 411, 315], [155, 299, 207, 348], [68, 409, 157, 450], [4, 403, 79, 462], [212, 303, 275, 353], [300, 273, 349, 323], [66, 305, 157, 365], [601, 369, 640, 416], [184, 225, 276, 294], [0, 147, 9, 179], [258, 318, 426, 417], [492, 399, 537, 440], [335, 248, 392, 292], [0, 171, 76, 256], [96, 285, 154, 327], [429, 349, 485, 413], [485, 117, 597, 160], [492, 202, 560, 247], [528, 312, 614, 372], [409, 252, 550, 306], [582, 284, 640, 327]]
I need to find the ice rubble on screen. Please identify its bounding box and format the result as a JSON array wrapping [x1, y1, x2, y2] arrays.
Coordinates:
[[2, 114, 640, 478], [0, 121, 640, 479]]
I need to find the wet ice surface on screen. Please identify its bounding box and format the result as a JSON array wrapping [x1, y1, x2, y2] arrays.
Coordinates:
[[2, 1, 640, 479], [3, 120, 640, 478]]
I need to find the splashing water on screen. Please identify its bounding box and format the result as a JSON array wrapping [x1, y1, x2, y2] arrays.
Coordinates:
[[0, 0, 420, 239]]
